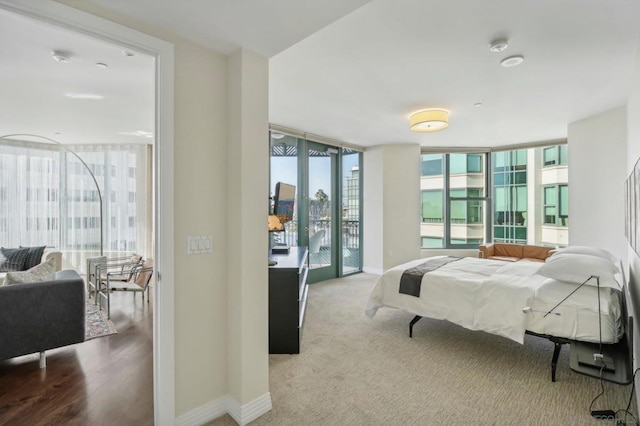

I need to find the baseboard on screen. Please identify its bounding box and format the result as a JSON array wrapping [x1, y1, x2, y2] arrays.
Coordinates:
[[227, 392, 272, 426], [175, 392, 272, 426], [363, 267, 383, 275], [175, 397, 226, 426]]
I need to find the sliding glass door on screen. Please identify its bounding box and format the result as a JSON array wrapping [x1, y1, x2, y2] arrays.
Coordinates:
[[304, 141, 337, 283], [269, 132, 362, 283]]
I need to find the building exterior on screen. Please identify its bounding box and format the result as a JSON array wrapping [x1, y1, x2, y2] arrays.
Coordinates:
[[420, 145, 568, 248]]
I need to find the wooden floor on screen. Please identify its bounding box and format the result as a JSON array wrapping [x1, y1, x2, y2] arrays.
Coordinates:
[[0, 288, 154, 426]]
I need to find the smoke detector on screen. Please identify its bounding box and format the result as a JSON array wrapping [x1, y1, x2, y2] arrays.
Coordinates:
[[51, 50, 72, 63], [489, 39, 509, 53]]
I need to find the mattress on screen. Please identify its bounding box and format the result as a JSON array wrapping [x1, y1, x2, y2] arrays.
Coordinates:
[[365, 256, 624, 345], [525, 278, 623, 344]]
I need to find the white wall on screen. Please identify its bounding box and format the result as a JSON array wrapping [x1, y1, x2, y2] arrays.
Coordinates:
[[567, 107, 628, 263], [363, 144, 421, 273]]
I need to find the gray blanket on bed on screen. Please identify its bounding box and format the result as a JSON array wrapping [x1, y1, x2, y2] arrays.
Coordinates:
[[399, 256, 461, 297]]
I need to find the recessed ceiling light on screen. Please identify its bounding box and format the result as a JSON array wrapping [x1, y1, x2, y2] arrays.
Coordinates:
[[51, 50, 72, 63], [489, 39, 509, 53], [122, 50, 135, 57], [271, 132, 285, 139], [64, 93, 104, 100], [500, 55, 525, 67], [474, 102, 483, 107], [96, 62, 108, 69]]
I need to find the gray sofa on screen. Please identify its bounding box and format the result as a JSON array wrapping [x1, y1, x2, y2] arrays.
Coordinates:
[[0, 269, 85, 366]]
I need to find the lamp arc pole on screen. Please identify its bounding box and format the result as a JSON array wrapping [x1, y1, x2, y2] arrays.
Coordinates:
[[0, 133, 104, 256]]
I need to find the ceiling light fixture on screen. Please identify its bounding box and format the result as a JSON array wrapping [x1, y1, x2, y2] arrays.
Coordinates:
[[51, 50, 72, 63], [500, 55, 525, 67], [271, 132, 285, 140], [122, 50, 135, 57], [409, 109, 450, 133], [96, 62, 108, 69], [489, 39, 509, 53], [474, 102, 483, 107]]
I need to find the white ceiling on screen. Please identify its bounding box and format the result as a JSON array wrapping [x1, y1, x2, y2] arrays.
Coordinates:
[[0, 8, 155, 145], [2, 0, 640, 148]]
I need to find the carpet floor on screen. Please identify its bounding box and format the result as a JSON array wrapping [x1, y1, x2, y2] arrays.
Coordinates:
[[209, 273, 637, 426], [84, 297, 117, 340]]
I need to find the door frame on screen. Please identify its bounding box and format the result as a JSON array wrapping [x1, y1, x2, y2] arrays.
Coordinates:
[[0, 1, 176, 424]]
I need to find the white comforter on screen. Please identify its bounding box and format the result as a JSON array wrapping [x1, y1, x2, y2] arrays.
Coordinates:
[[365, 257, 548, 344]]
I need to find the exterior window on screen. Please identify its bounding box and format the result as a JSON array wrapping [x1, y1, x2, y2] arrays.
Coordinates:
[[543, 185, 569, 226], [421, 190, 443, 223], [543, 145, 568, 167], [421, 154, 442, 176], [420, 153, 488, 249], [492, 149, 528, 244]]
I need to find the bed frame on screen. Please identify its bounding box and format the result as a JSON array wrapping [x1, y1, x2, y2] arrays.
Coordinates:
[[409, 315, 573, 382]]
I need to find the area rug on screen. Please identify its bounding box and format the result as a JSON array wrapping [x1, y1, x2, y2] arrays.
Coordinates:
[[85, 299, 118, 340]]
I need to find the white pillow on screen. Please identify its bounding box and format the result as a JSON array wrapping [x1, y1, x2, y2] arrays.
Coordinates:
[[3, 257, 56, 285], [537, 253, 620, 289], [551, 246, 620, 272]]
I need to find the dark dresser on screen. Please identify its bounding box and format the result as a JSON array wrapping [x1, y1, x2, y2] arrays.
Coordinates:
[[268, 246, 309, 354]]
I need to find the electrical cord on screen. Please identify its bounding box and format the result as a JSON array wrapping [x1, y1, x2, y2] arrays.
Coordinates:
[[615, 367, 640, 425], [589, 364, 607, 414]]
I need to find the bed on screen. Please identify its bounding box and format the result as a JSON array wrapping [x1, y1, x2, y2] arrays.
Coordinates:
[[365, 252, 626, 382]]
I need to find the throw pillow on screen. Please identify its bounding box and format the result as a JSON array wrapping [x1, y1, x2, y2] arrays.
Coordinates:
[[550, 245, 620, 272], [0, 247, 31, 272], [537, 253, 620, 290], [3, 257, 57, 285], [19, 245, 47, 270]]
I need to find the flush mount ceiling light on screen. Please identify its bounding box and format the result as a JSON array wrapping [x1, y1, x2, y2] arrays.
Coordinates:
[[500, 55, 525, 67], [51, 50, 72, 63], [271, 132, 285, 139], [409, 109, 450, 133], [96, 62, 108, 69], [489, 39, 509, 53]]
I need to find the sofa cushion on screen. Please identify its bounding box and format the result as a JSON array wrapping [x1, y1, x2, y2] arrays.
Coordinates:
[[494, 244, 523, 258], [490, 256, 520, 262], [3, 257, 57, 285], [523, 245, 552, 260], [0, 247, 30, 272]]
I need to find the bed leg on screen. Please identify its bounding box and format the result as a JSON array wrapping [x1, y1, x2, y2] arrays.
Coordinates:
[[409, 315, 423, 338], [551, 342, 563, 382]]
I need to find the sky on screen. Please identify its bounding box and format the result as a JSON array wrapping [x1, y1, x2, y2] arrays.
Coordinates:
[[270, 152, 359, 202]]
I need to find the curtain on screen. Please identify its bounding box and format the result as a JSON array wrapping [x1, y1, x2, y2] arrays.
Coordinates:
[[0, 139, 150, 271]]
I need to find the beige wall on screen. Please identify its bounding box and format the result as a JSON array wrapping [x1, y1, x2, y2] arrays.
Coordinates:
[[55, 0, 272, 418], [363, 144, 421, 273], [227, 49, 270, 404]]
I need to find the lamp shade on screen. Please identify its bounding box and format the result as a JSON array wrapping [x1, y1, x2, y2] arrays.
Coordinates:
[[409, 109, 449, 132]]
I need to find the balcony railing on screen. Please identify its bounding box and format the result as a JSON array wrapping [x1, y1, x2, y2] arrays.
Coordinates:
[[276, 219, 360, 272]]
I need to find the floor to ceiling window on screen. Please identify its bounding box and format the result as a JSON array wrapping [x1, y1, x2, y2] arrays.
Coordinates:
[[0, 138, 151, 269], [420, 143, 568, 248], [270, 130, 363, 282]]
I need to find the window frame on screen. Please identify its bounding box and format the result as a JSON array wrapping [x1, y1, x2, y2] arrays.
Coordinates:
[[543, 184, 569, 227], [420, 152, 491, 249]]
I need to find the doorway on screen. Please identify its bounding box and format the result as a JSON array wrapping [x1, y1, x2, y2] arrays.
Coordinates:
[[0, 1, 175, 423]]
